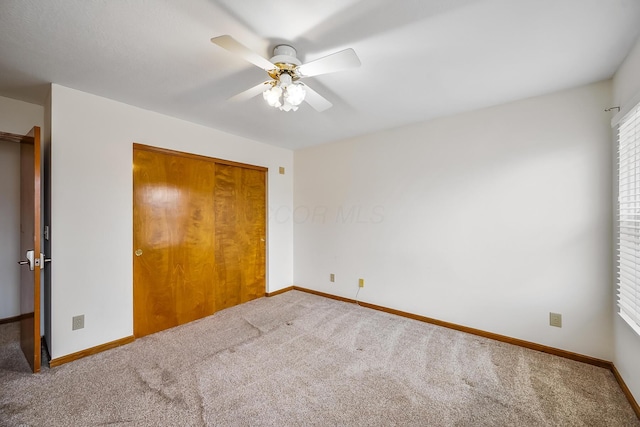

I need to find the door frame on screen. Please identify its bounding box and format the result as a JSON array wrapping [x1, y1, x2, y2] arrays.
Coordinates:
[[132, 143, 268, 171]]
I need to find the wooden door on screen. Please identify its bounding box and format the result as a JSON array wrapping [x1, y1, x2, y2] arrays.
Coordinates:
[[18, 126, 41, 373], [214, 164, 266, 311], [133, 146, 216, 338], [133, 144, 267, 337]]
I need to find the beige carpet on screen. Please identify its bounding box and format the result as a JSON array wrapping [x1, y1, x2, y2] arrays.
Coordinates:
[[0, 290, 638, 426]]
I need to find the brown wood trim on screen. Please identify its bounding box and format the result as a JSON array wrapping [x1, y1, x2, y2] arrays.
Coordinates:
[[291, 286, 611, 368], [611, 364, 640, 419], [360, 301, 612, 368], [49, 336, 135, 368], [0, 131, 34, 144], [266, 286, 294, 297], [0, 313, 32, 325], [292, 287, 355, 303], [133, 143, 268, 172]]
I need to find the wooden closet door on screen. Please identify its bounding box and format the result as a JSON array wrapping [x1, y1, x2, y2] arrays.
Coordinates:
[[133, 147, 216, 338], [214, 164, 266, 311]]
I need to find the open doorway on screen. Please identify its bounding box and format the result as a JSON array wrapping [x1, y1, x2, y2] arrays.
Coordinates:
[[0, 128, 48, 373]]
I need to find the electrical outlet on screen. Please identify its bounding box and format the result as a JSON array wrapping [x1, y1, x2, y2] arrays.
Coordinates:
[[72, 315, 85, 331], [330, 274, 335, 282], [359, 278, 365, 288], [549, 312, 562, 328], [279, 167, 285, 175]]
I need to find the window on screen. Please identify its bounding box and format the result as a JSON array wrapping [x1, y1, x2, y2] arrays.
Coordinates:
[[617, 100, 640, 336]]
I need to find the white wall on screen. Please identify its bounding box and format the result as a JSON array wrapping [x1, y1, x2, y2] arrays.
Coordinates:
[[0, 96, 44, 320], [50, 84, 294, 359], [294, 81, 613, 360], [612, 35, 640, 404], [0, 140, 21, 319], [0, 95, 44, 135]]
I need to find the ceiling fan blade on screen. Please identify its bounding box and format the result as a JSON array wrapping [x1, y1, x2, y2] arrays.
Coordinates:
[[297, 48, 361, 78], [301, 83, 332, 112], [229, 81, 272, 102], [210, 35, 276, 72]]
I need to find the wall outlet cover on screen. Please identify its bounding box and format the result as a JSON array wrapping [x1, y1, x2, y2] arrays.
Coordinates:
[[549, 312, 562, 328], [72, 315, 85, 331]]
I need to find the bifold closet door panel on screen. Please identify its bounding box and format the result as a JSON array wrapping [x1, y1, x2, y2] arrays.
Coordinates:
[[133, 148, 216, 338], [214, 164, 266, 311]]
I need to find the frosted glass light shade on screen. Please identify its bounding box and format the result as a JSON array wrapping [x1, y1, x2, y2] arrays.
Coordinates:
[[262, 76, 306, 112], [285, 83, 306, 106], [263, 85, 283, 108]]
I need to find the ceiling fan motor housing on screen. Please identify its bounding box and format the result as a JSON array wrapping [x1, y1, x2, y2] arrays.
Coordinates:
[[269, 45, 302, 80]]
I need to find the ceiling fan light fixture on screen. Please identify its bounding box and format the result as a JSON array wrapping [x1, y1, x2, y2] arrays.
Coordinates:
[[285, 83, 306, 106], [263, 85, 283, 108], [263, 77, 306, 112], [280, 101, 297, 112]]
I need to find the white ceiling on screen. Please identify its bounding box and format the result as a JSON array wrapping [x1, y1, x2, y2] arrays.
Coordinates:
[[1, 0, 639, 150]]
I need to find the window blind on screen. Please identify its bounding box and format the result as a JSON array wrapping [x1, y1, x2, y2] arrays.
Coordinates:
[[617, 101, 640, 336]]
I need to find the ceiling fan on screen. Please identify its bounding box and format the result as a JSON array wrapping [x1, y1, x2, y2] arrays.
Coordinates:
[[210, 35, 361, 112]]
